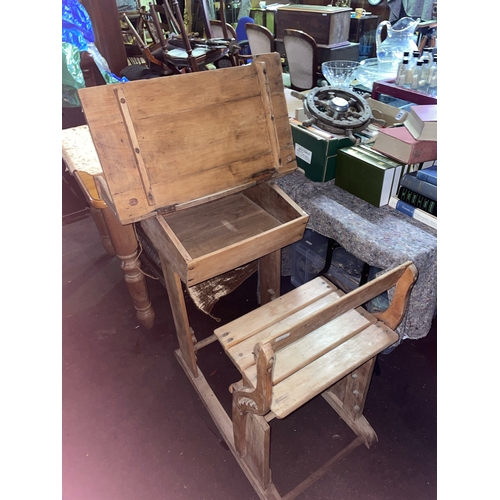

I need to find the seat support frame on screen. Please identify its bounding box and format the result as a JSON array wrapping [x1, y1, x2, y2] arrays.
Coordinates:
[[176, 262, 418, 499]]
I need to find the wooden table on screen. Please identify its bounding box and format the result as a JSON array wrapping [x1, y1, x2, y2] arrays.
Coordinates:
[[62, 126, 155, 330], [276, 171, 436, 342], [280, 87, 436, 341]]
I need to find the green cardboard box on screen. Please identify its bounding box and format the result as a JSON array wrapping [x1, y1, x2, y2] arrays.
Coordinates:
[[290, 121, 353, 182]]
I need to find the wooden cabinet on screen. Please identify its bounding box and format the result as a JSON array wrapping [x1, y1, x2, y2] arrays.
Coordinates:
[[349, 14, 380, 58], [276, 5, 351, 46]]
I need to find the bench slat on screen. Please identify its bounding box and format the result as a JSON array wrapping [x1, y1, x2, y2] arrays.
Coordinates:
[[270, 322, 398, 419], [226, 288, 347, 371], [215, 277, 337, 350], [242, 306, 377, 386]]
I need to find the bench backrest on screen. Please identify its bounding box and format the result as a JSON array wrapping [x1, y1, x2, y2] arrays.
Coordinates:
[[261, 261, 418, 355]]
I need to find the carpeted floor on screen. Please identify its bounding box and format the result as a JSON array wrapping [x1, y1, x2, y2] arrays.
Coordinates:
[[62, 206, 436, 500]]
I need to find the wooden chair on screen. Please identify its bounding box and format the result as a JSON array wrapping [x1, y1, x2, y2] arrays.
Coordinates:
[[283, 28, 321, 91], [209, 19, 237, 40], [122, 1, 228, 75], [180, 261, 418, 499], [208, 20, 239, 67], [246, 23, 276, 56], [210, 12, 255, 67]]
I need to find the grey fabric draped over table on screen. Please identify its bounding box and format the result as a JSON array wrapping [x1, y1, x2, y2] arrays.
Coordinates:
[[276, 171, 437, 343]]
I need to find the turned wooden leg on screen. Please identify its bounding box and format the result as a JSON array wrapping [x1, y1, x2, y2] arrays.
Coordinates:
[[158, 255, 198, 378], [259, 249, 281, 304], [322, 357, 378, 448], [101, 206, 155, 330], [89, 206, 115, 256]]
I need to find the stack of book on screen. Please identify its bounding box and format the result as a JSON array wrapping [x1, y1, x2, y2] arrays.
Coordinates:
[[389, 164, 437, 229], [335, 145, 406, 207], [372, 104, 437, 165]]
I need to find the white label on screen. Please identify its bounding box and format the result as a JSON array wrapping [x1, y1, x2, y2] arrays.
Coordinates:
[[295, 143, 312, 164], [395, 110, 405, 121]]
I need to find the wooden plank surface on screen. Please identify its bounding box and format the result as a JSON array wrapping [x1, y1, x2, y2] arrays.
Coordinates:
[[228, 289, 345, 372], [270, 323, 398, 419], [78, 54, 294, 224], [243, 307, 376, 386], [215, 277, 337, 349]]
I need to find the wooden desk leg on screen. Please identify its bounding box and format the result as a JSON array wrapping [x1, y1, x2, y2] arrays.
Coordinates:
[[158, 255, 198, 378], [259, 249, 281, 304], [100, 207, 155, 330], [89, 206, 115, 256]]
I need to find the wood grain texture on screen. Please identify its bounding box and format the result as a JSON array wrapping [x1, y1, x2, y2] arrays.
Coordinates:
[[140, 183, 307, 286], [78, 54, 297, 224], [215, 277, 337, 349], [270, 323, 397, 418]]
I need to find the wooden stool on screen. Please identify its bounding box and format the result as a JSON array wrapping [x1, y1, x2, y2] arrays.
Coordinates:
[[177, 261, 418, 499]]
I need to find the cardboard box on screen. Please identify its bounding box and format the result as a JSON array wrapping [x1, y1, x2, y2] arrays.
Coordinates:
[[365, 97, 408, 127], [290, 228, 329, 287], [290, 121, 353, 182]]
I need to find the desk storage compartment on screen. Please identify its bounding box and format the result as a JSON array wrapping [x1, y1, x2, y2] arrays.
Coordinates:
[[78, 53, 308, 288], [276, 5, 352, 47], [141, 182, 307, 286]]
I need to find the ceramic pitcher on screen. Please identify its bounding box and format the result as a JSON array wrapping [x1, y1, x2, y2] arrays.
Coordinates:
[[376, 16, 420, 71]]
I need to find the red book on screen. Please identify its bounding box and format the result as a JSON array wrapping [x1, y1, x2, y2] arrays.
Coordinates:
[[404, 104, 437, 141], [372, 126, 437, 164]]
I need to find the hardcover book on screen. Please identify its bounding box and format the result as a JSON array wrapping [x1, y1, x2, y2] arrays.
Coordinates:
[[404, 105, 437, 141], [388, 196, 437, 230], [397, 186, 437, 216], [335, 147, 399, 207], [354, 145, 405, 198], [399, 170, 437, 201], [372, 126, 438, 164], [416, 164, 437, 186]]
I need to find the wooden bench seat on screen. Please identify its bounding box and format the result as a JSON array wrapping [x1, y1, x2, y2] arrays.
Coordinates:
[[216, 277, 399, 419], [209, 261, 417, 499]]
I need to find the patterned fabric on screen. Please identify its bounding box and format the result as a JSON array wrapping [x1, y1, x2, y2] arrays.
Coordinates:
[[247, 30, 272, 55], [283, 36, 315, 90]]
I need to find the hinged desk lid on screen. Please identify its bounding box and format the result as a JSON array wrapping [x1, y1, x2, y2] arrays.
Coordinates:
[[78, 53, 297, 224]]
